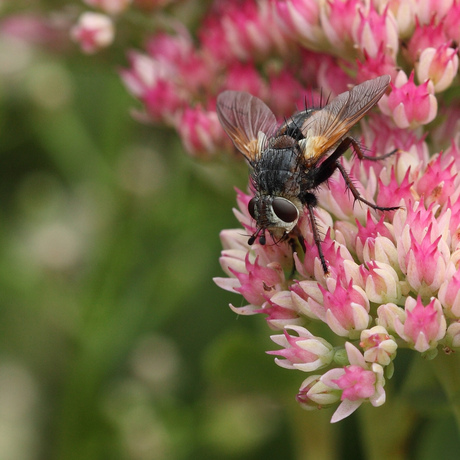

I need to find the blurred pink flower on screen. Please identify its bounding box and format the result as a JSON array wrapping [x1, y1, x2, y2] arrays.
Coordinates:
[[200, 0, 286, 62], [70, 12, 114, 54], [442, 0, 460, 43], [417, 42, 459, 92], [121, 51, 184, 122], [356, 46, 399, 82], [405, 20, 448, 62], [352, 3, 399, 60], [177, 106, 225, 158], [274, 0, 325, 50], [415, 0, 454, 25], [0, 14, 68, 50], [319, 0, 360, 56], [375, 0, 416, 38]]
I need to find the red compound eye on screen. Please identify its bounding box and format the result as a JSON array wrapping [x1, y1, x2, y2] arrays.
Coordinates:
[[248, 197, 257, 219], [272, 197, 298, 223]]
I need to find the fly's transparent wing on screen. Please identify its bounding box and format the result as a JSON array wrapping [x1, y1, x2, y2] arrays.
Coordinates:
[[298, 75, 391, 164], [216, 91, 278, 161]]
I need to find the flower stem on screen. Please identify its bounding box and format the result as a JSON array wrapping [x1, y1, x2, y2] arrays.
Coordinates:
[[289, 405, 338, 460], [430, 350, 460, 430], [358, 394, 414, 460]]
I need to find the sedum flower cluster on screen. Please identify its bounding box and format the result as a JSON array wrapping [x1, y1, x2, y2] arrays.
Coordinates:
[[74, 0, 460, 422]]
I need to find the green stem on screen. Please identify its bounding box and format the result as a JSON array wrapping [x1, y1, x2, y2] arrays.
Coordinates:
[[430, 350, 460, 430], [289, 402, 339, 460], [358, 393, 415, 460]]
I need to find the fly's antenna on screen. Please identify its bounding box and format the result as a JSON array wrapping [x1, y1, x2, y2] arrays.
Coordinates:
[[248, 227, 266, 246]]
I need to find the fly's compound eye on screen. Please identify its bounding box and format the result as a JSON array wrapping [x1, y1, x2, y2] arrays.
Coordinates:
[[248, 197, 257, 219], [272, 197, 298, 223]]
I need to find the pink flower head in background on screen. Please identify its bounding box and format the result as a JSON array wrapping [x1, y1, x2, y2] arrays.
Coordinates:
[[70, 12, 114, 54]]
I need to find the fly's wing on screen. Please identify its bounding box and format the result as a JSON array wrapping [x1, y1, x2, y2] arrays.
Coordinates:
[[216, 91, 278, 162], [298, 75, 391, 164]]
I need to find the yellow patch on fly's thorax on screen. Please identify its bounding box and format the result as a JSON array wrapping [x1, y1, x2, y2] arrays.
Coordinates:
[[245, 139, 258, 157], [299, 134, 329, 164], [244, 132, 268, 159]]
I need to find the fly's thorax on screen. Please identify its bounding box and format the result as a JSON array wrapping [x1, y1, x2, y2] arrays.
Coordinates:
[[252, 143, 305, 198], [256, 137, 303, 174]]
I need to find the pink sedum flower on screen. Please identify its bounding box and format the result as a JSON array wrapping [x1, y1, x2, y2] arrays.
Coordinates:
[[296, 375, 342, 410], [415, 154, 458, 206], [274, 0, 325, 50], [379, 71, 437, 129], [403, 228, 450, 295], [0, 14, 68, 50], [259, 292, 303, 330], [223, 62, 268, 98], [393, 297, 447, 353], [144, 32, 210, 94], [224, 253, 285, 307], [393, 201, 453, 296], [200, 0, 286, 63], [415, 0, 454, 25], [121, 51, 185, 122], [321, 343, 386, 423], [443, 1, 460, 43], [360, 325, 398, 366], [70, 12, 114, 54], [319, 0, 361, 56], [375, 0, 416, 39], [177, 106, 225, 158], [405, 20, 448, 63], [319, 280, 371, 339], [377, 303, 407, 332], [352, 3, 399, 60], [356, 46, 399, 82], [438, 270, 460, 319], [417, 43, 459, 93], [268, 325, 334, 372], [363, 261, 402, 304], [446, 321, 460, 348]]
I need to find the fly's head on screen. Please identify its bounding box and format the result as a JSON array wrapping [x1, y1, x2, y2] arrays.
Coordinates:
[[247, 194, 301, 246]]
